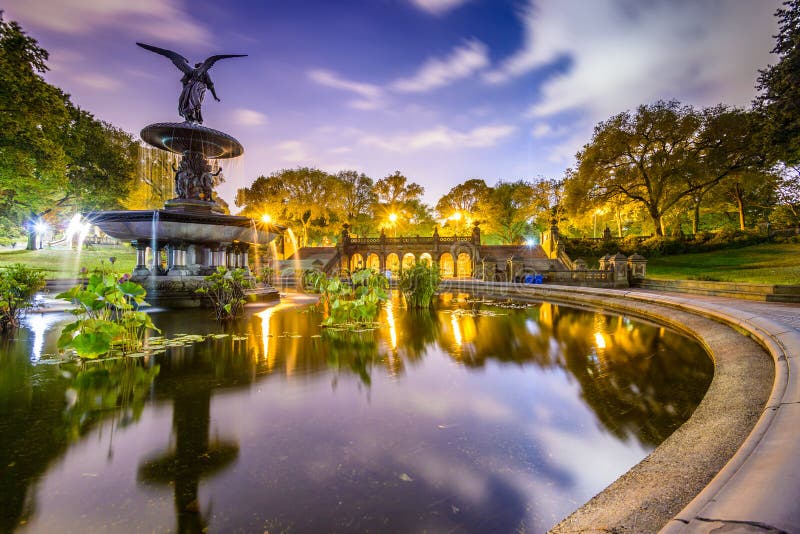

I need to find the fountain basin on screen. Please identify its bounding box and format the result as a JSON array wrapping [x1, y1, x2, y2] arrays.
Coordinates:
[[141, 122, 244, 158], [86, 209, 282, 245]]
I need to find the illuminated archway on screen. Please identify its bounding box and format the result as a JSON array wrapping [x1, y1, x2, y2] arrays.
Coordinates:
[[402, 253, 416, 270], [456, 252, 472, 277], [386, 253, 400, 273], [366, 253, 380, 271], [350, 253, 364, 271], [419, 252, 433, 266], [439, 252, 454, 278]]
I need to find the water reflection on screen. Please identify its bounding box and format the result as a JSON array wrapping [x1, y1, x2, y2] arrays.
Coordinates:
[[0, 294, 712, 532]]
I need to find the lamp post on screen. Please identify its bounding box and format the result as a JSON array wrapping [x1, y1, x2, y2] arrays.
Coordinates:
[[388, 213, 398, 238]]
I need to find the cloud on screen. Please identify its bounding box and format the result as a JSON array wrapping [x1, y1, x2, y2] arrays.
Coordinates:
[[409, 0, 470, 15], [361, 124, 516, 151], [328, 146, 352, 154], [531, 122, 568, 139], [276, 141, 311, 163], [307, 69, 384, 110], [4, 0, 209, 44], [232, 108, 268, 127], [73, 73, 122, 91], [391, 40, 490, 93], [485, 0, 779, 120]]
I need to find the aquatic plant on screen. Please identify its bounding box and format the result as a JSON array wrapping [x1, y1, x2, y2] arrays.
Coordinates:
[[56, 267, 159, 358], [306, 268, 389, 328], [398, 261, 441, 308], [0, 263, 46, 331], [195, 266, 254, 320]]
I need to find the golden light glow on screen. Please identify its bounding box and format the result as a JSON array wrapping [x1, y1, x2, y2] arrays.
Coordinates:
[[451, 313, 463, 348], [256, 306, 278, 370], [449, 212, 462, 221], [261, 214, 272, 224], [388, 213, 398, 223], [594, 332, 607, 349], [385, 297, 398, 350]]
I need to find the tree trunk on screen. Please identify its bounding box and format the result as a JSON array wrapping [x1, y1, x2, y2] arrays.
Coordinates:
[[734, 183, 746, 230], [692, 199, 701, 235], [615, 212, 623, 237], [649, 206, 664, 237], [26, 230, 36, 250]]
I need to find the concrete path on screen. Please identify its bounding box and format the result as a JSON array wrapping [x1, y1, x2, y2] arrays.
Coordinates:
[[639, 291, 800, 534]]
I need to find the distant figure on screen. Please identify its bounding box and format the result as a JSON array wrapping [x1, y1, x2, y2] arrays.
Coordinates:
[[136, 42, 246, 124]]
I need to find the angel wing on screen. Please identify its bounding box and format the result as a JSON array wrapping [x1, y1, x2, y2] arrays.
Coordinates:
[[136, 42, 192, 75], [197, 54, 248, 75]]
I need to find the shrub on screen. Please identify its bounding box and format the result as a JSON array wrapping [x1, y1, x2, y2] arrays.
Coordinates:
[[57, 268, 159, 358], [306, 268, 389, 328], [195, 267, 254, 320], [398, 261, 442, 309], [0, 263, 46, 331]]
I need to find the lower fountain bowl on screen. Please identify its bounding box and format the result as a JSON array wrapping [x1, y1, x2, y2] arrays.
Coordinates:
[[141, 122, 244, 158]]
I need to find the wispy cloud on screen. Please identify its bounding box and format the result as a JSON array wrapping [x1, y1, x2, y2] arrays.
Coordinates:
[[276, 141, 311, 163], [4, 0, 210, 44], [232, 108, 268, 127], [361, 124, 516, 152], [307, 69, 384, 110], [409, 0, 470, 16], [74, 73, 122, 91], [391, 40, 489, 93]]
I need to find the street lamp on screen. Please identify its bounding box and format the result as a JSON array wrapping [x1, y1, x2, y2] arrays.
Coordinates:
[[261, 214, 272, 224]]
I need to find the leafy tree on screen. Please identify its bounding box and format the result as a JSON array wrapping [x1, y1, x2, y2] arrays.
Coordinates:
[[571, 101, 761, 236], [373, 171, 425, 235], [770, 164, 800, 226], [756, 0, 800, 163], [336, 170, 376, 235], [478, 180, 537, 243], [0, 16, 70, 241]]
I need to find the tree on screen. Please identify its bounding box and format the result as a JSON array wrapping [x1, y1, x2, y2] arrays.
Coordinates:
[[572, 101, 761, 236], [373, 171, 425, 234], [478, 180, 538, 244], [336, 170, 376, 235], [0, 16, 70, 242], [756, 0, 800, 163]]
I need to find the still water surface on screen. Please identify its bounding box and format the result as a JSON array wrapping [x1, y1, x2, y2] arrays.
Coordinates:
[[0, 293, 712, 533]]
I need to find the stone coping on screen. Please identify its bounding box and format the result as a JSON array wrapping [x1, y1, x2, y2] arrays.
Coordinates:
[[441, 280, 798, 533]]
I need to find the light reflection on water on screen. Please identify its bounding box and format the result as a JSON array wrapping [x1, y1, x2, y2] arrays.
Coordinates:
[[0, 292, 712, 533]]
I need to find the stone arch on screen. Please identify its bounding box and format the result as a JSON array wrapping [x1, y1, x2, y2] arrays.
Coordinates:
[[366, 253, 380, 271], [439, 252, 454, 278], [457, 252, 473, 277], [402, 252, 416, 270], [350, 253, 365, 271], [386, 253, 400, 273], [419, 252, 433, 266]]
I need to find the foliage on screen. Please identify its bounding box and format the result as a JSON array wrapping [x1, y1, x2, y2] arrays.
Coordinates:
[[569, 101, 763, 236], [337, 170, 377, 235], [398, 261, 442, 309], [435, 178, 489, 221], [305, 268, 389, 328], [0, 263, 45, 330], [755, 0, 800, 164], [478, 180, 539, 243], [56, 268, 159, 358], [195, 267, 254, 320]]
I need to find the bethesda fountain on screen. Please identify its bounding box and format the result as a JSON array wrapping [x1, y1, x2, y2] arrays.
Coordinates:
[[88, 42, 281, 306]]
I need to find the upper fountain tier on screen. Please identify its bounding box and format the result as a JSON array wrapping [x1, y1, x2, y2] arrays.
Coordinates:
[[141, 122, 243, 159]]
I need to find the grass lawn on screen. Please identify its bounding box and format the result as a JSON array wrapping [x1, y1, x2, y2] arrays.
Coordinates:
[[0, 245, 136, 279], [646, 242, 800, 285]]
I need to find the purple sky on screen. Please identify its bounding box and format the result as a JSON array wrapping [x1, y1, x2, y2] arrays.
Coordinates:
[[4, 0, 781, 209]]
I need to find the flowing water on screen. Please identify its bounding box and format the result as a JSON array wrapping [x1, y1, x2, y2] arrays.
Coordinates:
[[285, 228, 303, 289], [0, 293, 713, 533]]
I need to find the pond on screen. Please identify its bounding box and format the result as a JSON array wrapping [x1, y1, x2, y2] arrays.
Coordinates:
[[0, 292, 713, 533]]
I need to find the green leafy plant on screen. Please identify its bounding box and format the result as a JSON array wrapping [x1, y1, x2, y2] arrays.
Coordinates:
[[306, 268, 389, 328], [0, 263, 46, 331], [398, 261, 441, 308], [195, 267, 254, 320], [56, 268, 159, 358]]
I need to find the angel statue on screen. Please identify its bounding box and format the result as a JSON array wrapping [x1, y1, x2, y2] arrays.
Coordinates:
[[137, 42, 246, 124]]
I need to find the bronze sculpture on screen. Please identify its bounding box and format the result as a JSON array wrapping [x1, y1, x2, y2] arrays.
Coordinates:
[[136, 42, 246, 124]]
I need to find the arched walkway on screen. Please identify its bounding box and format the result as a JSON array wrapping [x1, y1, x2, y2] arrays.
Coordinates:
[[439, 252, 454, 278], [386, 253, 400, 273], [420, 252, 433, 266], [457, 252, 472, 277], [350, 253, 364, 271], [402, 252, 416, 270], [366, 253, 380, 271]]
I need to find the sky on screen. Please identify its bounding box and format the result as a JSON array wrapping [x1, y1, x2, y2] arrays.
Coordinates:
[[4, 0, 782, 210]]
